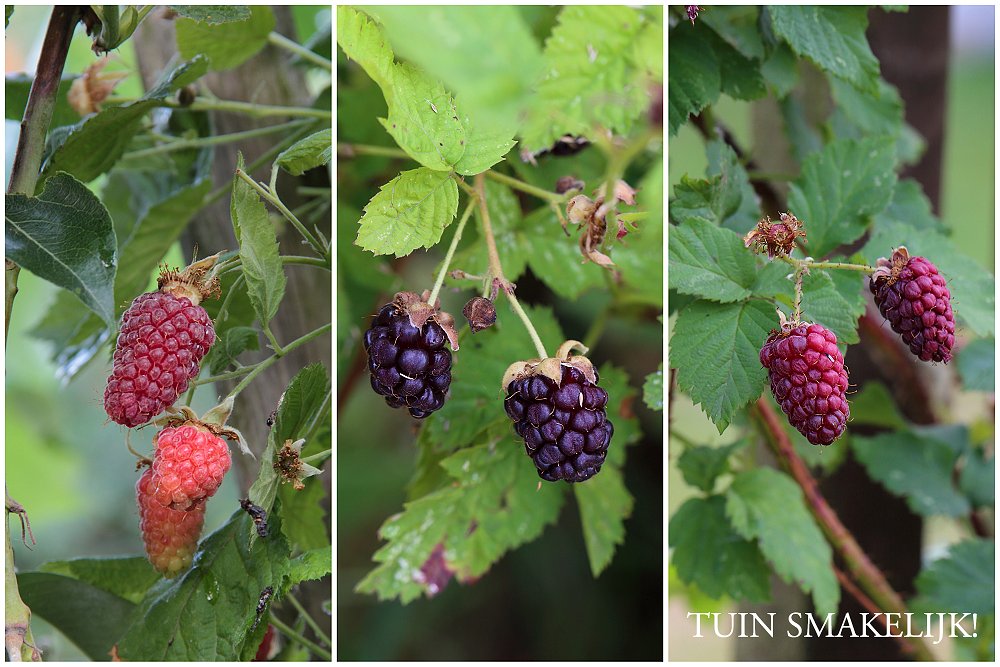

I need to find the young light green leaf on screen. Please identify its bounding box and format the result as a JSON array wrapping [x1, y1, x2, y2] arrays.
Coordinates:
[[452, 108, 516, 176], [768, 6, 879, 91], [356, 167, 459, 257], [522, 5, 653, 152], [336, 6, 394, 89], [574, 464, 634, 577], [671, 300, 774, 432], [642, 365, 663, 411], [669, 496, 772, 602], [231, 155, 285, 325], [915, 539, 995, 615], [725, 468, 839, 615], [276, 129, 331, 176], [852, 429, 971, 517], [170, 5, 251, 24], [176, 5, 275, 71], [668, 218, 757, 303], [5, 172, 117, 324], [956, 338, 994, 392], [787, 137, 897, 258]]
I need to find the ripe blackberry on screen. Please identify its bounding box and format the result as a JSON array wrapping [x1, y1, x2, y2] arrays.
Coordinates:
[[364, 293, 457, 419], [137, 468, 205, 578], [104, 261, 220, 427], [149, 422, 231, 511], [504, 361, 613, 482], [760, 322, 850, 446], [869, 247, 955, 363]]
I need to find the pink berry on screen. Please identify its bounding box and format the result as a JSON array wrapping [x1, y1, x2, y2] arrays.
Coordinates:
[[149, 422, 231, 511], [137, 468, 205, 578]]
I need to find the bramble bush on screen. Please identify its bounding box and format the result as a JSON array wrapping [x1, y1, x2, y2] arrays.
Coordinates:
[[337, 3, 663, 617], [5, 6, 331, 661], [668, 5, 994, 661]]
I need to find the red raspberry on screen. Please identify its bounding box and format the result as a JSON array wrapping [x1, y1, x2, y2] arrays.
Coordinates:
[[104, 291, 215, 427], [137, 468, 205, 577], [869, 247, 955, 363], [149, 422, 231, 511], [760, 322, 850, 446], [253, 625, 275, 661]]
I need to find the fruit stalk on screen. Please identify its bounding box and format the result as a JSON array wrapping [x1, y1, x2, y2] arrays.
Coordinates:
[[754, 399, 935, 661], [428, 196, 478, 306]]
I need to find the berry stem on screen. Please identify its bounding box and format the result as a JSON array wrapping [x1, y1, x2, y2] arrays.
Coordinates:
[[427, 195, 478, 306], [283, 591, 332, 646], [793, 265, 806, 321], [474, 174, 548, 359], [121, 119, 315, 160], [336, 142, 409, 159], [753, 399, 936, 661], [105, 95, 332, 120], [266, 31, 333, 71], [484, 169, 565, 204], [780, 255, 876, 275], [268, 615, 332, 660], [235, 169, 330, 262], [192, 366, 256, 387], [226, 323, 332, 400]]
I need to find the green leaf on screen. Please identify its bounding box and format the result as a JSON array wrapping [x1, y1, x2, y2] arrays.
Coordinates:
[[521, 6, 653, 152], [642, 365, 663, 411], [452, 108, 516, 176], [355, 167, 459, 257], [231, 154, 285, 325], [705, 139, 759, 234], [767, 6, 879, 91], [852, 429, 971, 517], [915, 539, 995, 615], [5, 172, 117, 324], [957, 338, 994, 392], [336, 6, 394, 89], [616, 158, 664, 307], [669, 496, 772, 602], [574, 465, 634, 576], [760, 43, 799, 97], [671, 300, 775, 432], [39, 57, 208, 185], [700, 6, 765, 60], [287, 546, 332, 586], [848, 382, 907, 429], [170, 5, 251, 24], [176, 5, 274, 71], [278, 474, 329, 551], [828, 76, 903, 138], [668, 24, 720, 136], [17, 572, 135, 661], [668, 219, 757, 302], [5, 74, 80, 128], [788, 137, 897, 258], [710, 29, 766, 102], [960, 448, 994, 508], [678, 442, 743, 493], [798, 269, 866, 345], [206, 326, 260, 375], [523, 207, 606, 299], [725, 468, 839, 615], [275, 129, 331, 176], [117, 512, 291, 661], [38, 556, 160, 604]]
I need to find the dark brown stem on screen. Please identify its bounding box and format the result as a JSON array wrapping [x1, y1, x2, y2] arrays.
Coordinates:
[[754, 399, 935, 661], [833, 566, 916, 657]]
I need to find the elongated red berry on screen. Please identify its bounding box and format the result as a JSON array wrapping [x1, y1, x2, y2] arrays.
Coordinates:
[[137, 468, 205, 577], [150, 422, 231, 511], [760, 322, 850, 446], [869, 247, 955, 363]]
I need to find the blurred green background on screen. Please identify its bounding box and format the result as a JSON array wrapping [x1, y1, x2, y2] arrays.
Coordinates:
[[4, 5, 330, 660], [668, 5, 995, 661]]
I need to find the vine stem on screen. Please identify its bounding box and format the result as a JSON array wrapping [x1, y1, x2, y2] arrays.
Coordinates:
[[121, 120, 313, 160], [225, 323, 332, 401], [283, 592, 332, 646], [427, 196, 477, 305], [267, 31, 332, 71], [105, 95, 332, 120], [268, 615, 331, 661], [235, 170, 328, 261], [483, 169, 565, 204], [754, 399, 935, 662], [779, 255, 876, 275], [474, 174, 548, 359]]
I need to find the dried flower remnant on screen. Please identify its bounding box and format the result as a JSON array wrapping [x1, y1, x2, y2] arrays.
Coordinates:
[[744, 212, 806, 258]]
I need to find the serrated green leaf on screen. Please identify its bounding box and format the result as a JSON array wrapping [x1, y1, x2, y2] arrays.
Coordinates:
[[798, 269, 865, 345], [356, 167, 459, 257], [669, 496, 772, 602], [278, 473, 329, 551], [700, 6, 765, 60], [957, 338, 995, 392], [725, 468, 839, 615], [642, 365, 663, 411], [711, 29, 766, 102], [40, 56, 208, 184], [852, 429, 971, 517], [705, 139, 759, 234], [575, 464, 633, 576], [915, 539, 995, 615], [170, 5, 251, 24], [668, 219, 757, 302], [117, 512, 291, 661], [276, 129, 331, 176], [452, 108, 516, 176], [788, 137, 897, 258], [670, 174, 743, 228], [231, 154, 285, 325], [960, 448, 994, 508], [5, 172, 117, 324], [336, 6, 394, 89], [522, 5, 653, 151], [176, 5, 274, 71], [287, 546, 332, 586], [671, 300, 775, 432], [678, 442, 743, 493], [768, 6, 879, 91], [668, 24, 720, 136], [524, 206, 606, 299], [38, 556, 160, 605]]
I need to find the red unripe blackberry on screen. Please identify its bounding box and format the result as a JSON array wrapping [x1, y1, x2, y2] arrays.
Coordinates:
[[869, 247, 955, 363], [105, 279, 216, 428], [760, 322, 850, 446], [137, 468, 205, 578], [150, 422, 231, 511], [504, 363, 613, 482], [364, 297, 455, 419]]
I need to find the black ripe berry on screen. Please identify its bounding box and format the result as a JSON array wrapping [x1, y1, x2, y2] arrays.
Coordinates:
[[364, 303, 452, 419], [504, 364, 613, 482]]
